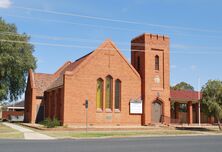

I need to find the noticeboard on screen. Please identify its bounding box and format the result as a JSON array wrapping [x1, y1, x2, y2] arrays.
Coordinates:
[[130, 100, 142, 114]]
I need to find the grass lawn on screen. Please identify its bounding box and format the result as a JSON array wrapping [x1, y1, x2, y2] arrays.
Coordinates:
[[20, 123, 222, 139], [0, 123, 23, 139], [39, 129, 199, 139]]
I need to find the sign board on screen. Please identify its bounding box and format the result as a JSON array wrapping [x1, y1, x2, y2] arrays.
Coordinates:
[[130, 100, 143, 114]]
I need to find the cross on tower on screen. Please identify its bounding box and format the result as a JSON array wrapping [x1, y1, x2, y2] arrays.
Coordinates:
[[104, 49, 114, 68]]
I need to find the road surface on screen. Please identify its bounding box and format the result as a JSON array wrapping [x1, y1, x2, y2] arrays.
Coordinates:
[[0, 135, 221, 152]]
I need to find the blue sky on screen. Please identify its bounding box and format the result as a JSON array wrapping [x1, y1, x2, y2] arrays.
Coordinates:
[[1, 0, 222, 90]]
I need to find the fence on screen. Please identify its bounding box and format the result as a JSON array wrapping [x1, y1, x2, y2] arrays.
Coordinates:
[[2, 111, 24, 121]]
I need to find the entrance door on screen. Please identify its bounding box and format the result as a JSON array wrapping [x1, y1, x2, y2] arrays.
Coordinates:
[[151, 101, 162, 123]]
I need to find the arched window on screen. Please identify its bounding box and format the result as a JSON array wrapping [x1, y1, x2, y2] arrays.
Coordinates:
[[115, 79, 121, 110], [105, 75, 113, 109], [155, 55, 159, 70], [96, 78, 103, 109]]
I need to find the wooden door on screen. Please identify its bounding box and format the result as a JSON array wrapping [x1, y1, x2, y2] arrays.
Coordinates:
[[151, 101, 162, 123]]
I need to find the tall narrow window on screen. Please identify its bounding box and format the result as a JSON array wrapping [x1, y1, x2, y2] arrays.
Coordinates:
[[96, 78, 103, 109], [137, 56, 140, 71], [105, 75, 113, 109], [115, 79, 121, 110], [155, 55, 159, 70]]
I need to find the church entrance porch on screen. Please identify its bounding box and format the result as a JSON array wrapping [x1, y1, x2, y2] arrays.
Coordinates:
[[172, 101, 197, 124], [170, 90, 213, 125], [151, 100, 163, 123], [170, 101, 212, 124]]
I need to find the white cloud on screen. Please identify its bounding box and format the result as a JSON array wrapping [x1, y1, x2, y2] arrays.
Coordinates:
[[0, 0, 12, 8]]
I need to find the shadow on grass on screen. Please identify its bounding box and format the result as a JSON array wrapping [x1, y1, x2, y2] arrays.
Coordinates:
[[175, 127, 212, 132]]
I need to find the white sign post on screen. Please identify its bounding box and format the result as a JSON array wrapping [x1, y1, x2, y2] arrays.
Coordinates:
[[130, 100, 143, 114]]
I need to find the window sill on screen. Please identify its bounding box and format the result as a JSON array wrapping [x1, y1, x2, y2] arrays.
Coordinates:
[[96, 108, 103, 113], [114, 109, 120, 113], [105, 109, 112, 113]]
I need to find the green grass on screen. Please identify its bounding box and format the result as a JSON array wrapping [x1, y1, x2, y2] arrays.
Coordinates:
[[40, 129, 198, 139], [0, 123, 24, 139]]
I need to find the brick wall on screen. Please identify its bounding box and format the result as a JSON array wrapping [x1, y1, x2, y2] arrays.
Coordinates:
[[61, 40, 142, 126], [24, 70, 35, 123], [131, 34, 171, 125]]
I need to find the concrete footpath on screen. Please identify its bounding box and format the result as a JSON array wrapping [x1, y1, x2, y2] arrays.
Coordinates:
[[3, 122, 55, 140]]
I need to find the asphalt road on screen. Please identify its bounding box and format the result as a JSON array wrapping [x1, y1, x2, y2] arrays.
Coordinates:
[[0, 135, 222, 152]]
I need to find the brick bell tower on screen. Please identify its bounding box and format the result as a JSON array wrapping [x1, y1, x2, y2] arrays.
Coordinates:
[[131, 33, 170, 125]]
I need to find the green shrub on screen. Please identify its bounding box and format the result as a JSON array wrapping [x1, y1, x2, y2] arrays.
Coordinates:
[[40, 117, 60, 128]]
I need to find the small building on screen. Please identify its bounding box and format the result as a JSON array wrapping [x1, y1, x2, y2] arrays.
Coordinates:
[[5, 100, 24, 111], [170, 90, 213, 124], [2, 100, 24, 121]]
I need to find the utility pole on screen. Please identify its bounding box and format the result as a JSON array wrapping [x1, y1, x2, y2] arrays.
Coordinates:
[[85, 99, 89, 135], [198, 78, 201, 126]]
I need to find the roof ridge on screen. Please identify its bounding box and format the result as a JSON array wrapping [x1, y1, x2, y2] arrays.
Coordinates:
[[102, 39, 141, 78], [34, 73, 53, 75], [53, 61, 72, 77]]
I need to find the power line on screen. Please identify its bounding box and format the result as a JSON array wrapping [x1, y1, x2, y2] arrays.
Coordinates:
[[0, 31, 106, 43], [3, 14, 143, 33], [13, 6, 222, 34], [0, 24, 221, 41], [1, 6, 222, 54], [0, 31, 151, 48], [0, 39, 144, 50], [1, 31, 222, 51], [3, 14, 222, 40], [1, 39, 222, 54], [0, 31, 155, 47]]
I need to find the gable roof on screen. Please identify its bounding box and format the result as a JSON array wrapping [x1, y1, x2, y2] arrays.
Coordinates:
[[170, 90, 202, 102], [101, 39, 140, 78], [47, 39, 140, 91], [46, 51, 92, 90], [30, 39, 140, 94], [33, 73, 54, 96], [29, 52, 92, 95], [68, 39, 140, 79]]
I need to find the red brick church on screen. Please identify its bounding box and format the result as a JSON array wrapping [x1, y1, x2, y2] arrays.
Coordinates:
[[24, 33, 213, 126]]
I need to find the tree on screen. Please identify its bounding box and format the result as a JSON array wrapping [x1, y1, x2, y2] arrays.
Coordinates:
[[0, 17, 36, 103], [172, 82, 194, 91], [201, 80, 222, 130]]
